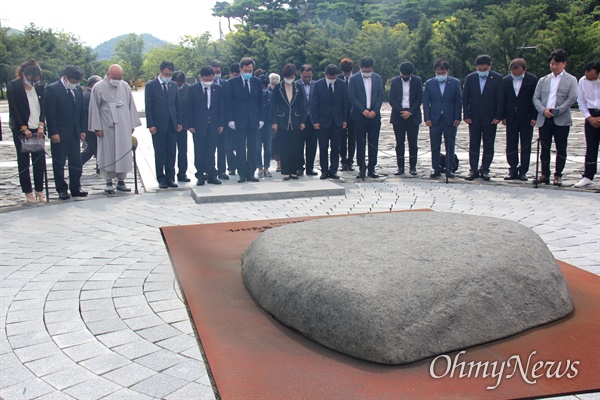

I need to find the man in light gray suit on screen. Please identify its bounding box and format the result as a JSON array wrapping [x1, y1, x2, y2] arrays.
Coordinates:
[[532, 49, 578, 186]]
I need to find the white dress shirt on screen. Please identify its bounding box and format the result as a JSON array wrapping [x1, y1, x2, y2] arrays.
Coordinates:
[[547, 70, 564, 109], [363, 75, 372, 109], [578, 76, 600, 119], [401, 78, 410, 109], [513, 77, 523, 97]]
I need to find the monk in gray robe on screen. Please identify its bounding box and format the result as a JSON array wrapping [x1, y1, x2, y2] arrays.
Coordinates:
[[88, 64, 141, 192]]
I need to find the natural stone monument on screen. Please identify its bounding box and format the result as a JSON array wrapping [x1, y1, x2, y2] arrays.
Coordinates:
[[241, 212, 574, 365]]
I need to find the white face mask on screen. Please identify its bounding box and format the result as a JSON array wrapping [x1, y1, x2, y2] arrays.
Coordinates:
[[214, 74, 221, 80], [284, 78, 294, 84], [65, 81, 78, 90], [201, 81, 213, 88], [326, 78, 336, 85], [109, 79, 120, 87], [361, 71, 372, 78]]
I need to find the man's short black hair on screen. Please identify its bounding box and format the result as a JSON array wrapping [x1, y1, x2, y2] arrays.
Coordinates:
[[209, 60, 222, 69], [63, 65, 83, 81], [240, 57, 255, 69], [260, 75, 270, 87], [360, 57, 374, 69], [172, 71, 186, 84], [160, 61, 175, 72], [583, 60, 600, 74], [475, 55, 492, 66], [325, 64, 339, 76], [200, 66, 215, 77], [399, 62, 414, 75], [434, 58, 450, 71], [300, 64, 313, 73], [230, 63, 240, 74], [549, 49, 568, 63]]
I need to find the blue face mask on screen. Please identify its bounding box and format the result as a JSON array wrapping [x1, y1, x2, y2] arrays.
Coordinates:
[[242, 73, 252, 80], [477, 70, 489, 78], [435, 74, 447, 83], [511, 74, 524, 80], [160, 75, 171, 84]]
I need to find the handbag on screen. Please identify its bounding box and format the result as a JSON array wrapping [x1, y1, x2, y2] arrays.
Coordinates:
[[19, 133, 45, 153]]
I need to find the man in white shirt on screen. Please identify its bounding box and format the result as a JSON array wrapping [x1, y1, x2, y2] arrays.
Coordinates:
[[575, 61, 600, 187], [532, 49, 578, 186]]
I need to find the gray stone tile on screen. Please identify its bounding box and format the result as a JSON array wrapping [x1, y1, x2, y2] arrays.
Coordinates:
[[86, 318, 129, 335], [124, 314, 164, 331], [576, 393, 600, 400], [62, 376, 121, 400], [148, 299, 185, 313], [51, 330, 95, 349], [130, 372, 188, 398], [102, 363, 157, 387], [46, 320, 87, 336], [42, 365, 97, 390], [100, 387, 154, 400], [13, 342, 61, 363], [115, 304, 154, 319], [81, 308, 120, 323], [62, 341, 110, 363], [44, 309, 81, 324], [136, 324, 181, 343], [7, 330, 51, 350], [165, 381, 216, 400], [0, 364, 35, 388], [162, 359, 206, 382], [157, 309, 189, 324], [78, 352, 130, 375], [112, 340, 160, 360], [0, 378, 55, 400], [156, 334, 197, 353], [0, 352, 22, 371], [180, 345, 202, 361], [96, 329, 140, 349], [135, 349, 184, 372], [34, 391, 77, 400], [5, 320, 45, 336], [25, 354, 77, 377]]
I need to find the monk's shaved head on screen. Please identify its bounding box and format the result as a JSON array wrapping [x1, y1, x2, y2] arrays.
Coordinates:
[[108, 64, 123, 80]]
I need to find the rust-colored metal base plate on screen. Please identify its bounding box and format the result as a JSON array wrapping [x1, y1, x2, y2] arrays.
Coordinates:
[[161, 211, 600, 400]]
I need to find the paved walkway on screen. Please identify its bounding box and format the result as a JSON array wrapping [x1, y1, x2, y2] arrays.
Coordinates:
[[1, 91, 599, 399]]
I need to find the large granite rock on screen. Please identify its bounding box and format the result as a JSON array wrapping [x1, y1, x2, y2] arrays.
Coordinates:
[[241, 212, 574, 364]]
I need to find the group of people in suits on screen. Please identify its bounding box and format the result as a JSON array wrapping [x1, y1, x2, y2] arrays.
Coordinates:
[[392, 49, 598, 188]]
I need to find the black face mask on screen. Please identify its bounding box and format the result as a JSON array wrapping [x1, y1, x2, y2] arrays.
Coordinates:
[[401, 76, 411, 82]]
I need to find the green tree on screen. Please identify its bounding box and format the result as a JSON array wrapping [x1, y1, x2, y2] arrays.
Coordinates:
[[115, 33, 144, 83], [223, 24, 270, 72], [141, 44, 181, 80], [405, 17, 436, 79]]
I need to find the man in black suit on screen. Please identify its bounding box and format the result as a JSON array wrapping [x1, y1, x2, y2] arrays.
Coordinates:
[[211, 60, 233, 180], [338, 58, 356, 171], [188, 65, 225, 186], [173, 71, 191, 182], [226, 57, 263, 183], [145, 61, 183, 189], [298, 64, 318, 176], [463, 55, 505, 181], [389, 62, 423, 176], [349, 56, 385, 179], [45, 65, 88, 200], [312, 64, 349, 179], [502, 58, 539, 181], [81, 75, 102, 172]]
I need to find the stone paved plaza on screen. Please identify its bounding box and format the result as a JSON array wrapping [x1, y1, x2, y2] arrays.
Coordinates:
[[1, 91, 599, 399]]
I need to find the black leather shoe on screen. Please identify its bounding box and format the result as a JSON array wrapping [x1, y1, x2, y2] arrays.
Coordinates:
[[519, 173, 528, 181], [58, 191, 70, 200], [504, 172, 518, 180], [394, 169, 404, 176], [158, 182, 168, 189], [196, 179, 205, 186], [465, 171, 479, 181], [368, 171, 380, 179], [238, 177, 246, 183], [296, 169, 304, 176], [177, 176, 191, 182], [340, 164, 348, 171], [290, 175, 299, 180], [167, 181, 178, 188], [218, 173, 229, 180], [71, 190, 88, 197], [329, 173, 340, 179], [409, 168, 417, 176], [480, 172, 491, 181], [347, 164, 355, 171], [207, 177, 222, 185], [306, 170, 318, 176], [320, 173, 328, 180], [247, 176, 260, 182], [357, 171, 366, 180], [446, 172, 455, 179], [430, 171, 441, 179]]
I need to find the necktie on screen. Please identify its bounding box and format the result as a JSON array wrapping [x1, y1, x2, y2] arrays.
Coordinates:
[[66, 89, 74, 101], [244, 79, 249, 95], [329, 83, 334, 96], [162, 82, 167, 95], [204, 87, 209, 108]]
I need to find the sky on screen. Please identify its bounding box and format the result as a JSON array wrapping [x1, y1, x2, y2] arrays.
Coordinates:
[[1, 1, 225, 48]]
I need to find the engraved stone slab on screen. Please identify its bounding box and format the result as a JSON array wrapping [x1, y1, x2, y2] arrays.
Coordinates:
[[241, 212, 574, 364]]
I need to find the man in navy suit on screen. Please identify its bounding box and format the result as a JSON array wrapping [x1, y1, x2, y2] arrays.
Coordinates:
[[299, 64, 318, 176], [226, 57, 263, 183], [463, 55, 505, 181], [210, 60, 234, 180], [188, 65, 225, 186], [389, 62, 423, 176], [312, 64, 349, 179], [173, 71, 191, 183], [349, 56, 385, 179], [423, 58, 462, 179], [338, 58, 356, 171], [45, 65, 88, 200], [502, 58, 539, 181], [145, 61, 183, 189]]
